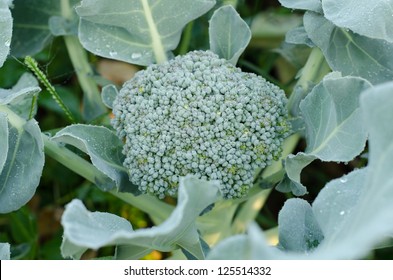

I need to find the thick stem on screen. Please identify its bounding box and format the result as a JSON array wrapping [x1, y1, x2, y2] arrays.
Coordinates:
[[42, 133, 174, 222], [61, 0, 107, 121], [287, 47, 330, 116]]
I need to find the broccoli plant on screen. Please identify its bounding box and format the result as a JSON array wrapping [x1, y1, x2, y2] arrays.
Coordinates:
[[1, 0, 393, 261]]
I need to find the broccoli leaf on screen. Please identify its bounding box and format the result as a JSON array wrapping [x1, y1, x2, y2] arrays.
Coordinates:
[[101, 84, 118, 109], [0, 110, 44, 214], [209, 5, 251, 65], [51, 124, 138, 194], [304, 11, 393, 84], [322, 0, 393, 43], [0, 242, 10, 260], [0, 73, 41, 120], [61, 175, 222, 259], [76, 0, 215, 65], [278, 74, 370, 195], [278, 198, 324, 252], [278, 0, 322, 12], [0, 0, 12, 67]]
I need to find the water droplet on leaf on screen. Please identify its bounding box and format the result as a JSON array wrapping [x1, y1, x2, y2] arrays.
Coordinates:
[[4, 40, 11, 47], [340, 178, 347, 183], [339, 211, 345, 216], [131, 52, 142, 59], [109, 51, 117, 57]]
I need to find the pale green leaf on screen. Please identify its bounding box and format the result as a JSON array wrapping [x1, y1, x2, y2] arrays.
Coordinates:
[[209, 5, 251, 65], [101, 84, 118, 109], [0, 113, 8, 172], [61, 175, 222, 259], [301, 74, 370, 160], [76, 0, 215, 65], [278, 0, 322, 12], [276, 153, 314, 196], [285, 26, 314, 47], [0, 242, 10, 260], [278, 198, 324, 252], [0, 73, 40, 119], [304, 12, 393, 84], [0, 112, 44, 213], [48, 16, 78, 36], [0, 0, 12, 67], [312, 168, 366, 248], [280, 74, 370, 195], [51, 124, 137, 193], [322, 0, 393, 43]]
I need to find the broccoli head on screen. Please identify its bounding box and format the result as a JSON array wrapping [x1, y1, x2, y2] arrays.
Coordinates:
[[112, 50, 290, 199]]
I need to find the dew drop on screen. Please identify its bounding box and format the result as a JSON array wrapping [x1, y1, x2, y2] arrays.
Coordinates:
[[4, 40, 11, 47], [340, 177, 347, 183], [131, 52, 142, 59], [339, 210, 345, 216], [109, 50, 117, 57]]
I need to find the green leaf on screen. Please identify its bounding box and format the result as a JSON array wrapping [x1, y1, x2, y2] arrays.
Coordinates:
[[209, 5, 251, 65], [301, 74, 370, 160], [61, 175, 222, 259], [285, 26, 314, 47], [312, 168, 366, 251], [0, 73, 41, 120], [51, 124, 137, 193], [10, 0, 80, 57], [76, 0, 215, 65], [0, 113, 8, 172], [280, 74, 370, 195], [0, 109, 44, 213], [278, 198, 324, 252], [322, 0, 393, 43], [48, 16, 78, 36], [278, 0, 322, 12], [0, 0, 12, 67], [101, 84, 118, 109], [304, 12, 393, 84], [0, 242, 10, 260]]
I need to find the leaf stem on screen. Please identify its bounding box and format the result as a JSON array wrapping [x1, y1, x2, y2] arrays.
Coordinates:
[[42, 133, 174, 222], [61, 0, 107, 121], [141, 0, 168, 63], [287, 47, 330, 116]]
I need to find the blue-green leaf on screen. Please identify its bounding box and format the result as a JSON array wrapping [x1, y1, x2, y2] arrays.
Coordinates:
[[101, 84, 118, 109], [0, 73, 40, 120], [76, 0, 215, 65], [0, 0, 12, 67], [51, 124, 137, 193], [285, 26, 314, 47], [61, 175, 222, 259], [209, 5, 251, 65], [278, 0, 322, 12], [280, 74, 370, 195], [322, 0, 393, 43], [0, 110, 44, 213], [0, 113, 8, 172], [278, 198, 324, 252], [0, 242, 10, 260], [304, 12, 393, 84]]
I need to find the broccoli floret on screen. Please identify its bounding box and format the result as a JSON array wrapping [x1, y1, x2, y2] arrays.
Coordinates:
[[112, 50, 290, 199]]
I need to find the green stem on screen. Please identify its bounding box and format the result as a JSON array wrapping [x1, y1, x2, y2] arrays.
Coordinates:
[[61, 0, 107, 121], [178, 22, 194, 55], [42, 133, 174, 222], [287, 47, 330, 116]]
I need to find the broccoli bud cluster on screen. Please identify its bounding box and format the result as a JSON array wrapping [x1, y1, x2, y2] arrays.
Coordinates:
[[112, 50, 290, 199]]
